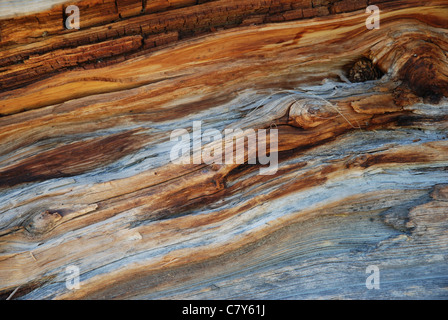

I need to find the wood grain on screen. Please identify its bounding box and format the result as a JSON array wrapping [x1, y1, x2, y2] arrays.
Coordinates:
[[0, 0, 447, 300]]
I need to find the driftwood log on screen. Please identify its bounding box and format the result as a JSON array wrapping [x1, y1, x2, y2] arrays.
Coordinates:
[[0, 0, 447, 300]]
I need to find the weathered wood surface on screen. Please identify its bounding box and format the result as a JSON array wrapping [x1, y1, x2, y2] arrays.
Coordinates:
[[0, 0, 448, 299]]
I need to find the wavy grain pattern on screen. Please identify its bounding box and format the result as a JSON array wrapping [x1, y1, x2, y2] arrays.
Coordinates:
[[0, 0, 447, 299]]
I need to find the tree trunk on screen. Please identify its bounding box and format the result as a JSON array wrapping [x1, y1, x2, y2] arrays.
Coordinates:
[[0, 0, 447, 300]]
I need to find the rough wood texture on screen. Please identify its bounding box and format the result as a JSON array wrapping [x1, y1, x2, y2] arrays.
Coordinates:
[[0, 0, 448, 300]]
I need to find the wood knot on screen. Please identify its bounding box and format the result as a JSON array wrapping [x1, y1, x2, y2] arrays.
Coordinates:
[[348, 58, 383, 83], [25, 210, 62, 235], [397, 40, 448, 103], [288, 99, 338, 129]]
